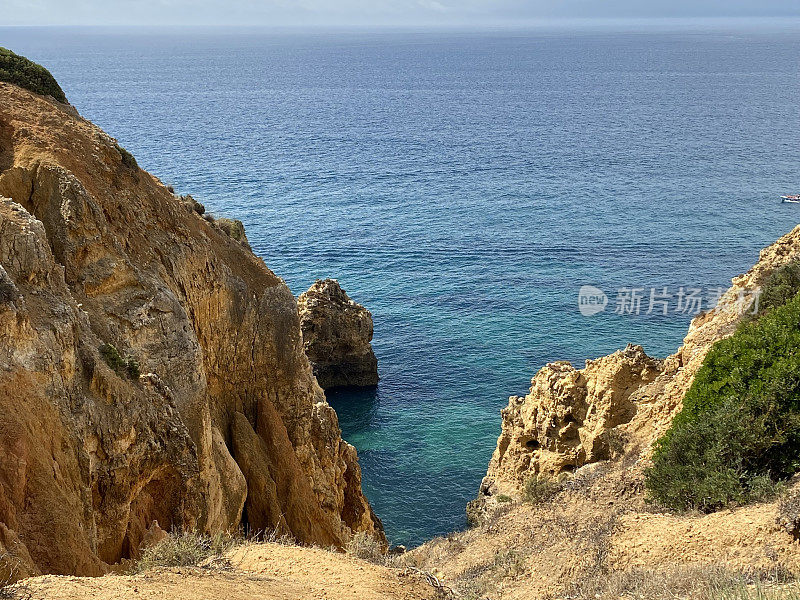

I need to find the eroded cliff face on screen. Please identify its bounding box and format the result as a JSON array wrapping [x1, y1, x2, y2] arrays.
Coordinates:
[[487, 345, 662, 489], [483, 222, 800, 498], [0, 83, 383, 579], [298, 279, 379, 389]]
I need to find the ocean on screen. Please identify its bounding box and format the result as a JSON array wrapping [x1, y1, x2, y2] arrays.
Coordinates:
[[2, 23, 799, 546]]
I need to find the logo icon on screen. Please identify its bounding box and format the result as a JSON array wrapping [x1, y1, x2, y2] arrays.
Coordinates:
[[578, 285, 608, 316]]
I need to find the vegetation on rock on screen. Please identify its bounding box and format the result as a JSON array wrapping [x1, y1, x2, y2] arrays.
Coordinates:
[[752, 260, 800, 318], [133, 531, 240, 573], [646, 291, 800, 512], [115, 144, 138, 170], [522, 474, 560, 505], [0, 47, 67, 103], [180, 194, 205, 215], [217, 217, 248, 244], [99, 343, 140, 380]]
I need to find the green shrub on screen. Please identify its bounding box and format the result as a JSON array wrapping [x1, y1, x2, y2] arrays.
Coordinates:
[[0, 47, 66, 103], [125, 356, 141, 379], [753, 261, 800, 318], [115, 144, 138, 170], [522, 474, 560, 505], [646, 293, 800, 512], [99, 343, 140, 380]]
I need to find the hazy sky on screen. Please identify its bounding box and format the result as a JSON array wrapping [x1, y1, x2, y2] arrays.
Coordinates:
[[2, 0, 800, 27]]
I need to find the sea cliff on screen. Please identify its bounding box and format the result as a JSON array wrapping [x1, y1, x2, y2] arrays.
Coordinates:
[[405, 222, 800, 599], [0, 82, 383, 580]]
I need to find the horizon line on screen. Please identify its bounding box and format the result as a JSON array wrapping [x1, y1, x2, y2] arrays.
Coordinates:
[[1, 16, 800, 30]]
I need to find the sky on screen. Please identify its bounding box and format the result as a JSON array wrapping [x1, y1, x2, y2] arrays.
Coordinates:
[[2, 0, 800, 27]]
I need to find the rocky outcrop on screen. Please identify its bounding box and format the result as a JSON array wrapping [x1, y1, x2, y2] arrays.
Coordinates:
[[0, 82, 384, 580], [483, 222, 800, 498], [486, 345, 662, 489], [298, 279, 379, 389], [420, 226, 800, 600]]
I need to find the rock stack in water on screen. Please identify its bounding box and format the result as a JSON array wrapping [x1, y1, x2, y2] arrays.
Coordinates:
[[298, 279, 379, 389]]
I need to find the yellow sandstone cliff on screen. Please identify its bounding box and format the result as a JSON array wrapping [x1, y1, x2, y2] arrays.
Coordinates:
[[0, 82, 383, 581], [482, 224, 800, 497]]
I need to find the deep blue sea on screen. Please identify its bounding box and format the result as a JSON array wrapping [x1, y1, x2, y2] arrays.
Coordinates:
[[2, 23, 799, 547]]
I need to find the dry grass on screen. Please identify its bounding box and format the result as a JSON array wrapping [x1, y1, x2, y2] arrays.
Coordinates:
[[0, 551, 26, 599], [346, 531, 393, 566], [713, 585, 800, 600], [444, 546, 532, 600], [133, 531, 246, 573], [568, 563, 799, 600], [523, 474, 561, 505], [411, 480, 800, 600]]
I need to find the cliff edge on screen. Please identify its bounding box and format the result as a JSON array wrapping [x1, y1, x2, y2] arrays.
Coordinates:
[[484, 222, 800, 497], [0, 82, 383, 581]]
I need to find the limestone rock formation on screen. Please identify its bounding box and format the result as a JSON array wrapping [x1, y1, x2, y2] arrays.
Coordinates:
[[298, 279, 379, 389], [483, 222, 800, 498], [486, 345, 662, 490], [0, 82, 384, 580]]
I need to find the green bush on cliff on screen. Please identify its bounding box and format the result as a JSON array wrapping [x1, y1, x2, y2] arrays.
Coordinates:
[[645, 292, 800, 512], [0, 47, 67, 103], [752, 260, 800, 318], [99, 343, 140, 380], [115, 144, 139, 170]]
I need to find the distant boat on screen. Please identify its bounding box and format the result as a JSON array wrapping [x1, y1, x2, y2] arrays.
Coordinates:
[[782, 195, 800, 203]]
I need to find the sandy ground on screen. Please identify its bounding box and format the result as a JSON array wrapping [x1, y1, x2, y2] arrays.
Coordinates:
[[7, 543, 438, 600], [406, 468, 800, 600]]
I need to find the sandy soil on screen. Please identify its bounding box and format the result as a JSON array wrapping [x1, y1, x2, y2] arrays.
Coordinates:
[[406, 467, 800, 600], [7, 543, 438, 600]]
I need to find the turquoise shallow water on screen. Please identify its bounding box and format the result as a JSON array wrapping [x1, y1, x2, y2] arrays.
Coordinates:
[[2, 24, 799, 546]]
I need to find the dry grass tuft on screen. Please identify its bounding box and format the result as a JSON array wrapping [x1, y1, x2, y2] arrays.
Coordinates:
[[133, 531, 244, 573], [523, 474, 560, 505], [346, 531, 390, 565], [0, 551, 26, 599]]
